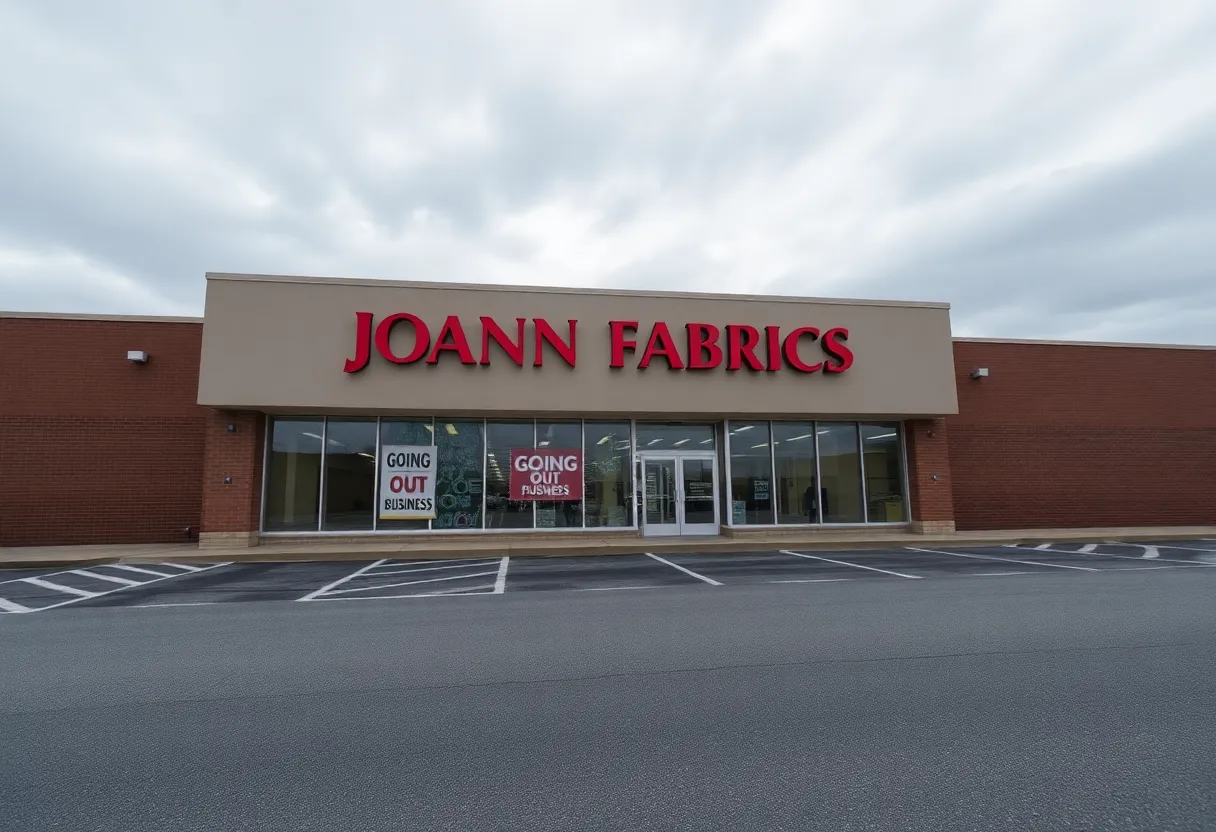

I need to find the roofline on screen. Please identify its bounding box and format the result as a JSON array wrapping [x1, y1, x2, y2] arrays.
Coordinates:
[[205, 271, 953, 311], [0, 311, 202, 324], [954, 336, 1216, 352]]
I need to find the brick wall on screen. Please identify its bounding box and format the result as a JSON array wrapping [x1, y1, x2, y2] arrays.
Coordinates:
[[200, 409, 265, 545], [948, 340, 1216, 531], [0, 316, 208, 546], [904, 418, 955, 533]]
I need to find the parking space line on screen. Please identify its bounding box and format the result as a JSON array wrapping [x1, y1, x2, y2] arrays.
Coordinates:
[[324, 570, 500, 595], [644, 553, 724, 586], [769, 578, 851, 584], [0, 597, 33, 613], [1079, 544, 1099, 553], [19, 577, 100, 597], [906, 547, 1098, 572], [108, 564, 175, 578], [357, 560, 501, 577], [781, 550, 922, 579], [971, 571, 1032, 577], [367, 556, 501, 568], [1033, 543, 1053, 550], [133, 602, 221, 608], [69, 569, 142, 587], [297, 560, 388, 601], [493, 557, 509, 594], [160, 563, 205, 572], [1014, 544, 1216, 566]]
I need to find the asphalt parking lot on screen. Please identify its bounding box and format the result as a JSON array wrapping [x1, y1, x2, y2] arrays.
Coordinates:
[[3, 538, 1215, 613]]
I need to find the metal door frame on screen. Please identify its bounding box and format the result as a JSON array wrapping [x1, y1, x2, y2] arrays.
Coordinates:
[[638, 451, 720, 537]]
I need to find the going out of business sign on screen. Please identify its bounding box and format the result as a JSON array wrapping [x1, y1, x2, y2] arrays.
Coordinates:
[[510, 449, 583, 500], [379, 445, 437, 520]]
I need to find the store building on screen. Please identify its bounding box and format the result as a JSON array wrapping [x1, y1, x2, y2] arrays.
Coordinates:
[[2, 272, 1213, 549]]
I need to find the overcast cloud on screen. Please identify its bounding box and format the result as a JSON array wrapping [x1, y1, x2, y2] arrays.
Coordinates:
[[1, 0, 1214, 343]]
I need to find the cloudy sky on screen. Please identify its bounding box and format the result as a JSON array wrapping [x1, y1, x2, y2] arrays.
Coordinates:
[[2, 1, 1214, 343]]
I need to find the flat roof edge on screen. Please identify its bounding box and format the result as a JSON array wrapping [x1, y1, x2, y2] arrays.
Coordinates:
[[205, 271, 953, 310], [0, 311, 202, 324], [954, 336, 1216, 351]]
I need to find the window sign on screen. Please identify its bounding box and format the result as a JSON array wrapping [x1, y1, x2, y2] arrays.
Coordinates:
[[510, 449, 583, 500], [379, 445, 437, 520]]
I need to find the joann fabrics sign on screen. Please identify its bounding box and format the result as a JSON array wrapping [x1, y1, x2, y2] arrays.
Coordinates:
[[510, 449, 582, 501], [379, 445, 436, 520]]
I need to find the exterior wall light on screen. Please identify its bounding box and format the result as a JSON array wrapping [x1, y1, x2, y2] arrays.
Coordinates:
[[970, 367, 989, 379], [127, 350, 149, 364]]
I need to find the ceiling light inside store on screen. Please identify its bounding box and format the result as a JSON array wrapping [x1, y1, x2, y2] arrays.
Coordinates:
[[673, 439, 690, 446], [868, 432, 897, 440], [357, 452, 374, 459], [302, 432, 322, 440], [786, 434, 813, 441], [597, 435, 612, 445], [647, 439, 662, 446], [445, 424, 458, 435], [731, 425, 754, 433], [751, 443, 769, 449], [539, 441, 550, 446], [699, 439, 713, 444]]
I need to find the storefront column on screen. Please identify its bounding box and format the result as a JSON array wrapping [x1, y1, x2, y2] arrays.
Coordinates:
[[199, 410, 265, 548], [904, 418, 956, 534]]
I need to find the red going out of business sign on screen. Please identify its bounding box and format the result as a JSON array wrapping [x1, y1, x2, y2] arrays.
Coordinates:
[[510, 449, 583, 501]]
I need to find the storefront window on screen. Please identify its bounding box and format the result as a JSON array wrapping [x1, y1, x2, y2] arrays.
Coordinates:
[[378, 419, 435, 531], [536, 421, 583, 528], [263, 418, 323, 532], [434, 420, 484, 530], [861, 423, 906, 522], [485, 421, 535, 529], [635, 423, 715, 450], [321, 419, 377, 531], [728, 422, 773, 524], [584, 422, 633, 527], [773, 421, 820, 524], [818, 422, 864, 523]]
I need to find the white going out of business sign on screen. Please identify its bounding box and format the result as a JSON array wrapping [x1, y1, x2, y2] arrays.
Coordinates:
[[379, 445, 437, 520]]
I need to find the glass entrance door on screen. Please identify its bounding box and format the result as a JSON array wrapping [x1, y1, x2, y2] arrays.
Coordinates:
[[642, 454, 720, 537]]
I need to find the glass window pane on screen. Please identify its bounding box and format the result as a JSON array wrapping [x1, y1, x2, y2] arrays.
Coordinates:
[[379, 419, 435, 531], [635, 423, 715, 450], [263, 418, 323, 532], [485, 421, 535, 529], [728, 422, 773, 524], [584, 422, 633, 527], [536, 421, 583, 528], [321, 420, 377, 531], [434, 420, 484, 530], [773, 421, 820, 524], [818, 422, 864, 523], [862, 423, 906, 522]]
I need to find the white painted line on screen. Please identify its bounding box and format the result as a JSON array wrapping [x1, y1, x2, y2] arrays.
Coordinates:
[[576, 585, 662, 592], [69, 569, 142, 587], [768, 578, 851, 584], [906, 547, 1098, 572], [1104, 565, 1199, 571], [360, 560, 502, 577], [1034, 543, 1053, 550], [493, 557, 509, 594], [297, 560, 388, 601], [782, 550, 923, 579], [107, 564, 175, 578], [1024, 544, 1216, 566], [368, 556, 502, 568], [0, 597, 33, 613], [970, 571, 1032, 577], [1079, 544, 1098, 554], [159, 562, 205, 572], [1109, 542, 1216, 555], [133, 602, 221, 608], [311, 586, 499, 601], [324, 570, 500, 595], [19, 577, 100, 597], [6, 563, 230, 613], [644, 553, 724, 586]]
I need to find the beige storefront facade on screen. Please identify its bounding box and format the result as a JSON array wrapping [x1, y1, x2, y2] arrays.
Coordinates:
[[197, 273, 959, 544]]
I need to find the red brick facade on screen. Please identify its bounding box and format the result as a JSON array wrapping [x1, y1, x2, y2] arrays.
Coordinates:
[[2, 317, 1214, 546], [0, 316, 207, 546], [948, 340, 1216, 530]]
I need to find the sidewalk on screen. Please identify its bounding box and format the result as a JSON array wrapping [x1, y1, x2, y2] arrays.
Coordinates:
[[3, 527, 1215, 569]]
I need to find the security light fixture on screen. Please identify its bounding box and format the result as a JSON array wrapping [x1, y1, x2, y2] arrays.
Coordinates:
[[126, 350, 149, 363], [970, 367, 989, 379]]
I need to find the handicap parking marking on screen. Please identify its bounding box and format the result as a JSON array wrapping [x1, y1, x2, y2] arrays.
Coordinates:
[[0, 562, 232, 614], [298, 556, 509, 601], [907, 547, 1100, 572], [780, 550, 923, 579]]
